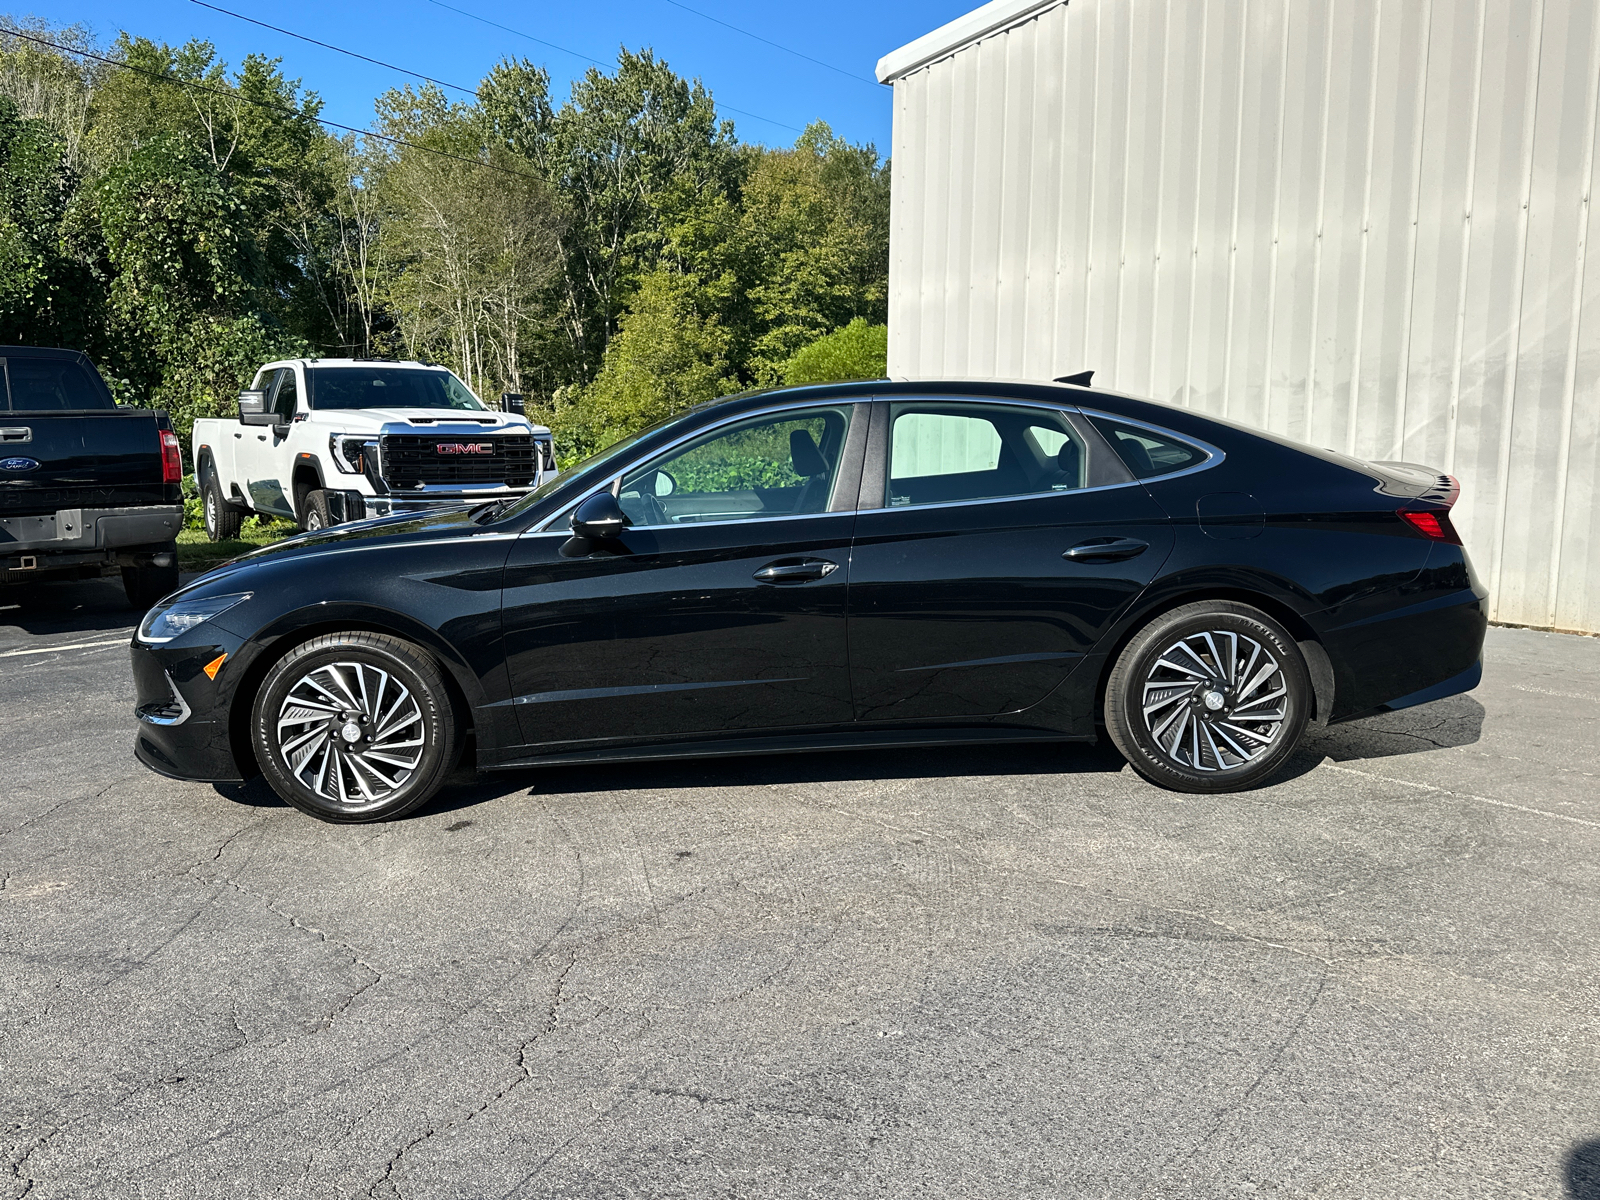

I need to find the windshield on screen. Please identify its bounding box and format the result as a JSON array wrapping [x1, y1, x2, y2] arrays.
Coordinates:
[[496, 410, 699, 522], [308, 366, 487, 411]]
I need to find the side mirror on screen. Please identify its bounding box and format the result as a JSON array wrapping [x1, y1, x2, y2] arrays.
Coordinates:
[[570, 490, 630, 540], [653, 470, 676, 497], [237, 390, 276, 426], [502, 392, 525, 415]]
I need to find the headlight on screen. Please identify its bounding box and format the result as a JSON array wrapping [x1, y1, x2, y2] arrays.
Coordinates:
[[330, 434, 375, 474], [138, 592, 252, 643]]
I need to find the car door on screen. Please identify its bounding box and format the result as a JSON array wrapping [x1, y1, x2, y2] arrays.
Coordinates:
[[847, 398, 1176, 722], [500, 401, 866, 752], [235, 368, 298, 517]]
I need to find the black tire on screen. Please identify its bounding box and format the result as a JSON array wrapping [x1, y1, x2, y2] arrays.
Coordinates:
[[1104, 601, 1312, 793], [251, 631, 459, 823], [121, 551, 180, 611], [203, 473, 245, 541], [299, 488, 332, 533]]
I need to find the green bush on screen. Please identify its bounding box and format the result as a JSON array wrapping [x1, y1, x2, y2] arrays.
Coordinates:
[[181, 472, 203, 530], [780, 319, 887, 386]]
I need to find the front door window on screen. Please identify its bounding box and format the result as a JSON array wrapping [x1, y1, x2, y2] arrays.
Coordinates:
[[618, 406, 853, 527]]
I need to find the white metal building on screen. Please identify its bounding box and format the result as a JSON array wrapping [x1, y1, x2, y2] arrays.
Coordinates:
[[878, 0, 1600, 634]]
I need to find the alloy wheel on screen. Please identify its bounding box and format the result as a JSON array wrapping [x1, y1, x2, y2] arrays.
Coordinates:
[[275, 661, 425, 807], [1141, 630, 1287, 772]]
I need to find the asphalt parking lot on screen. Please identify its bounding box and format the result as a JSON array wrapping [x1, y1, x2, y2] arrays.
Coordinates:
[[3, 576, 1599, 1199]]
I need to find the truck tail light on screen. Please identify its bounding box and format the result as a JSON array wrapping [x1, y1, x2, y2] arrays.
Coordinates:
[[1397, 508, 1461, 544], [160, 429, 182, 484]]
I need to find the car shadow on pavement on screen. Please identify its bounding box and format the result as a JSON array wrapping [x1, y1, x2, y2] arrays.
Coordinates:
[[1302, 694, 1486, 762], [0, 576, 141, 636], [1568, 1139, 1600, 1199], [426, 738, 1134, 816], [205, 695, 1488, 821]]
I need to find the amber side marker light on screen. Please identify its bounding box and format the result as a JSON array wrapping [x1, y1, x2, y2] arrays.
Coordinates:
[[1397, 509, 1462, 545], [203, 653, 227, 680]]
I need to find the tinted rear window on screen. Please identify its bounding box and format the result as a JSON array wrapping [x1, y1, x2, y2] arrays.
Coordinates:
[[4, 357, 109, 411]]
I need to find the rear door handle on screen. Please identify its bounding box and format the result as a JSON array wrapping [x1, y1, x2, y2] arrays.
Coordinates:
[[754, 558, 838, 584], [1063, 537, 1149, 562]]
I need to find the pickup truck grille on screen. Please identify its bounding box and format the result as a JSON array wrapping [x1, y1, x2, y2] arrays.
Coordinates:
[[379, 433, 539, 488]]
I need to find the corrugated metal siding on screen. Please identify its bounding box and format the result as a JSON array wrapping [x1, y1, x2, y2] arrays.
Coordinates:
[[887, 0, 1600, 633]]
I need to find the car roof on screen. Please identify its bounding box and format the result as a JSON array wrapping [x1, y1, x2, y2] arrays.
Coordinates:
[[0, 345, 96, 364], [263, 358, 453, 371]]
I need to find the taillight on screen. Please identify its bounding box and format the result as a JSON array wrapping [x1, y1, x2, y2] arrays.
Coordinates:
[[160, 429, 182, 484], [1398, 508, 1461, 544]]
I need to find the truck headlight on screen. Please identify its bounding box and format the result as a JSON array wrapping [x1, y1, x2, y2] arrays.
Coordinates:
[[138, 592, 252, 643], [330, 434, 374, 474]]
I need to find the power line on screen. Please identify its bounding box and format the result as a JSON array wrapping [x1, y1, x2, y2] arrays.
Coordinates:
[[189, 0, 479, 96], [659, 0, 878, 88], [420, 0, 806, 134], [0, 27, 540, 180]]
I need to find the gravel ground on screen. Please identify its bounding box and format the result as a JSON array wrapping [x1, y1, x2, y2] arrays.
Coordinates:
[[2, 576, 1598, 1200]]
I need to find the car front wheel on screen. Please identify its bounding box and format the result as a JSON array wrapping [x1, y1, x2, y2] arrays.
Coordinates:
[[1104, 600, 1312, 793], [251, 632, 459, 823]]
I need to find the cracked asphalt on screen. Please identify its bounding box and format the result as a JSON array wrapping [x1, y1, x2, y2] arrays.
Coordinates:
[[3, 576, 1600, 1199]]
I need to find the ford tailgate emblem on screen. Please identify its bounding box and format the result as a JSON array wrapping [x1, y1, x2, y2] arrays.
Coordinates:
[[435, 443, 493, 455], [0, 456, 39, 472]]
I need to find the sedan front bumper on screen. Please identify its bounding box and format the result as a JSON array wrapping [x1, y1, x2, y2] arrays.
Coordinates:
[[130, 634, 249, 783]]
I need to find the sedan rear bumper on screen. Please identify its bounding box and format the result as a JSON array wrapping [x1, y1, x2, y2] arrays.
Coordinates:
[[1321, 582, 1489, 723]]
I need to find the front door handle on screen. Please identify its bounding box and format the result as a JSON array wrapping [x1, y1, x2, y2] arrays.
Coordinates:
[[754, 558, 838, 584], [1063, 537, 1149, 563]]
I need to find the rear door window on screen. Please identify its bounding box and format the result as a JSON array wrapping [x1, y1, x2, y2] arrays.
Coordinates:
[[2, 356, 109, 411], [885, 403, 1090, 507]]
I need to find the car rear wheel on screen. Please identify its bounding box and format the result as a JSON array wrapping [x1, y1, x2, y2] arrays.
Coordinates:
[[251, 632, 459, 823], [1104, 601, 1311, 793], [203, 475, 245, 541]]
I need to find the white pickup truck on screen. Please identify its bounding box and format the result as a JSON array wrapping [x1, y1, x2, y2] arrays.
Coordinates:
[[192, 358, 554, 538]]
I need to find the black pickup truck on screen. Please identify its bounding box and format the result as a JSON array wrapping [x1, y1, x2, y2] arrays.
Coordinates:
[[0, 347, 184, 608]]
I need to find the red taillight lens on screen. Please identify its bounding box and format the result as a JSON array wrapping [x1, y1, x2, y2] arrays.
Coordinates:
[[1398, 508, 1461, 544], [160, 429, 182, 484]]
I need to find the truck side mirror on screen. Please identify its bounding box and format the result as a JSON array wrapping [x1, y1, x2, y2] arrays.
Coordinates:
[[501, 392, 525, 414], [237, 390, 276, 426]]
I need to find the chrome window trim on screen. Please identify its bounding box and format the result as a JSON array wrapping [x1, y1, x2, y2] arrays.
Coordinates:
[[1076, 407, 1227, 484], [528, 398, 861, 534], [524, 394, 1228, 534], [866, 477, 1151, 517]]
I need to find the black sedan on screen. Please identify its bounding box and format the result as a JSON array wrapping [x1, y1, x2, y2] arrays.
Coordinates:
[[130, 379, 1487, 822]]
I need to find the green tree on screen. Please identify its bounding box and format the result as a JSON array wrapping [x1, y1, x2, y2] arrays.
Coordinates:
[[372, 84, 562, 399], [479, 50, 741, 388], [563, 266, 736, 458], [89, 131, 300, 432], [0, 95, 102, 350]]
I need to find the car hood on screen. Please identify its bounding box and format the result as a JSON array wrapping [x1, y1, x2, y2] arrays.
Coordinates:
[[309, 408, 544, 433], [178, 506, 488, 594]]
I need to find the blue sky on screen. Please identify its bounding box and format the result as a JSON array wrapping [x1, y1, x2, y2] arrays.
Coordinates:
[[19, 0, 975, 152]]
